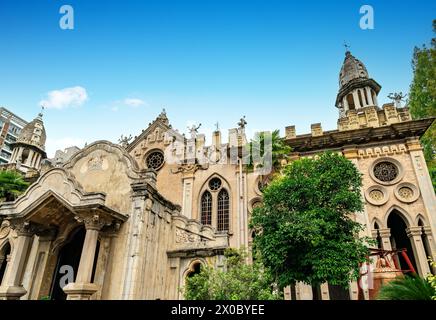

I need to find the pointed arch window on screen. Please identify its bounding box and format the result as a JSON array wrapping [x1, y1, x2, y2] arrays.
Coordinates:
[[201, 191, 212, 225], [217, 189, 230, 231]]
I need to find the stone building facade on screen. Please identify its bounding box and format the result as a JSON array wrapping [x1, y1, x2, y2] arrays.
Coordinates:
[[0, 51, 434, 300]]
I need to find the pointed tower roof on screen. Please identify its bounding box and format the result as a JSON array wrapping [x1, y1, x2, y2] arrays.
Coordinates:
[[15, 111, 46, 152], [339, 51, 369, 88], [335, 51, 381, 108]]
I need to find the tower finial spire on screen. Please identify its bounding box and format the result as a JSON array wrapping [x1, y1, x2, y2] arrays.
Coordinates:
[[343, 41, 351, 54]]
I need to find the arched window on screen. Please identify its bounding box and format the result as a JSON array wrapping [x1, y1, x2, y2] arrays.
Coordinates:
[[0, 242, 11, 286], [346, 94, 355, 110], [217, 189, 230, 231], [201, 191, 212, 225], [358, 90, 364, 107]]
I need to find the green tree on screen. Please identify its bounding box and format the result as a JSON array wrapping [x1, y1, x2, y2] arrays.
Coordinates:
[[0, 170, 29, 202], [184, 248, 281, 300], [247, 129, 292, 186], [250, 152, 372, 290], [408, 19, 436, 191], [377, 275, 435, 300]]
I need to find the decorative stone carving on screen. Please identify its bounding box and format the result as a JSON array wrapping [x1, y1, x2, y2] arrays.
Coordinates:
[[75, 214, 112, 231], [171, 163, 208, 174], [88, 154, 104, 171], [175, 228, 201, 243], [373, 161, 398, 182], [394, 182, 420, 203], [365, 185, 389, 206], [369, 158, 404, 185], [145, 150, 165, 171], [0, 220, 11, 239]]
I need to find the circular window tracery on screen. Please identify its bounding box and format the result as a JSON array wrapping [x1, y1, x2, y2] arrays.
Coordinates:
[[146, 151, 164, 171], [373, 161, 399, 183], [208, 178, 222, 191]]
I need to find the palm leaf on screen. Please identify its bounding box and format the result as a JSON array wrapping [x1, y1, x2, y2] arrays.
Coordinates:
[[377, 275, 435, 300]]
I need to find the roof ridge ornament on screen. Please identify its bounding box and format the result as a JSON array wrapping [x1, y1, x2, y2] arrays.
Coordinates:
[[388, 92, 408, 108]]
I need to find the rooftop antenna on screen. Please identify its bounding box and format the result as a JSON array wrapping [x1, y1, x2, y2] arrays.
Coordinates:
[[214, 122, 219, 132]]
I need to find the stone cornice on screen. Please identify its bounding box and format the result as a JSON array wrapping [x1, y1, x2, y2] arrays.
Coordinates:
[[285, 118, 434, 153]]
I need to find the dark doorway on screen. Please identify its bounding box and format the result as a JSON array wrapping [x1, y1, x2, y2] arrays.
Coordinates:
[[50, 227, 86, 300], [387, 210, 417, 273], [328, 284, 350, 300], [187, 263, 201, 278], [312, 285, 322, 300], [0, 242, 11, 285]]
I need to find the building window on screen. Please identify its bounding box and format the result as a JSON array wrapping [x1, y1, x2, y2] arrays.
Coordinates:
[[145, 150, 164, 171], [217, 189, 230, 231], [209, 177, 222, 191], [346, 94, 355, 110], [373, 161, 399, 182], [358, 90, 364, 107], [199, 177, 231, 232], [201, 191, 212, 225]]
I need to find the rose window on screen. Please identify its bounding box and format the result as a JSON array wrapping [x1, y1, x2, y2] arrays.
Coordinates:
[[373, 161, 399, 182], [146, 151, 164, 170], [398, 187, 413, 199], [209, 178, 222, 191]]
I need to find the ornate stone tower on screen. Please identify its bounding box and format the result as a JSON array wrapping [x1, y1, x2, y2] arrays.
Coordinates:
[[9, 112, 47, 173], [335, 51, 382, 118]]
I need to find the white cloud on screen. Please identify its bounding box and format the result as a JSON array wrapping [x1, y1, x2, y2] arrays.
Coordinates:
[[123, 98, 146, 107], [40, 86, 88, 109], [46, 137, 86, 158]]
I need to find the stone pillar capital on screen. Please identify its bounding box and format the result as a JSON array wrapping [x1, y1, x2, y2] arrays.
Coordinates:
[[75, 214, 112, 231], [406, 226, 422, 238], [378, 228, 391, 238], [422, 226, 433, 235], [10, 220, 43, 237]]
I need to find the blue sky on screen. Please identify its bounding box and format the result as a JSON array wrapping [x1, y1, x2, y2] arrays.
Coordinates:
[[0, 0, 434, 157]]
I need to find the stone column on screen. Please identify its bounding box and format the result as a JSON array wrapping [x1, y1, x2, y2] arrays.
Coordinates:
[[365, 87, 374, 105], [15, 147, 23, 163], [63, 215, 109, 300], [407, 227, 431, 276], [352, 91, 361, 109], [320, 283, 330, 300], [423, 226, 436, 273], [0, 222, 35, 300], [181, 175, 194, 219], [25, 149, 34, 167], [378, 229, 392, 251], [407, 139, 436, 236]]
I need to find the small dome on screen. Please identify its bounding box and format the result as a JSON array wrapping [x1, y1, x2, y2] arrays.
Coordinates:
[[339, 51, 369, 88], [16, 113, 46, 151]]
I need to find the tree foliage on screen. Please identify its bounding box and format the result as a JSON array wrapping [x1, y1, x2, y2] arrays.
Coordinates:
[[0, 170, 29, 202], [183, 248, 281, 300], [250, 152, 372, 289], [377, 275, 435, 300], [409, 19, 436, 191], [246, 129, 291, 185]]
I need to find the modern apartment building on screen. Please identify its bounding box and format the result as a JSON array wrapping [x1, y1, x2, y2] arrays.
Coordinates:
[[0, 107, 28, 164]]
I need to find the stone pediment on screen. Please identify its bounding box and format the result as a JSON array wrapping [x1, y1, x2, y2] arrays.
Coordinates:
[[0, 168, 128, 225], [168, 215, 229, 256], [127, 110, 182, 154]]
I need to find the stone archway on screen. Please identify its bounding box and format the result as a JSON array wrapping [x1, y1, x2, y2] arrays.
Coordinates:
[[0, 242, 11, 285], [387, 210, 417, 273], [49, 227, 86, 300]]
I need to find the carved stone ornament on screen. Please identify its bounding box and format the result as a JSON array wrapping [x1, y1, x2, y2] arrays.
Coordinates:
[[75, 214, 112, 231], [175, 228, 201, 243], [364, 185, 389, 206], [0, 221, 11, 239], [171, 163, 209, 174]]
